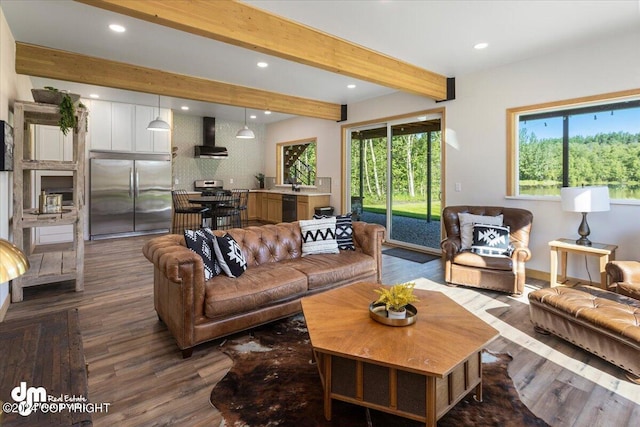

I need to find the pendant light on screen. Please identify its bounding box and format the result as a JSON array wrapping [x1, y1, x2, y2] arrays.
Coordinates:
[[236, 108, 255, 139], [147, 95, 171, 132]]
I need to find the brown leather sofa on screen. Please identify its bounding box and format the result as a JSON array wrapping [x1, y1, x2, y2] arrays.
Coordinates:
[[529, 283, 640, 382], [441, 206, 533, 295], [143, 221, 385, 357]]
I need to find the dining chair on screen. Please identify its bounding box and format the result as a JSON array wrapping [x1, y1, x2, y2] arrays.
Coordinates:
[[171, 190, 209, 234]]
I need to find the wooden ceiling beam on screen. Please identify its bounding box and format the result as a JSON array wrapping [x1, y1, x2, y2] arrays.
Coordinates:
[[76, 0, 448, 100], [15, 42, 343, 121]]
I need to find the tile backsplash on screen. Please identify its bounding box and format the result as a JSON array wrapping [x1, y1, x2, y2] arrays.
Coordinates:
[[172, 114, 266, 190], [265, 176, 331, 193]]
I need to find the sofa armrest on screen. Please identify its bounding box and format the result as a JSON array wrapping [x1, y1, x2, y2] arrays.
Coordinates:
[[352, 221, 386, 283], [512, 246, 532, 263], [143, 234, 208, 350], [606, 261, 640, 284], [440, 237, 461, 260]]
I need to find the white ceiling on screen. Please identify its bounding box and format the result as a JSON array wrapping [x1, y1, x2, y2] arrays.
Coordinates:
[[2, 0, 639, 124]]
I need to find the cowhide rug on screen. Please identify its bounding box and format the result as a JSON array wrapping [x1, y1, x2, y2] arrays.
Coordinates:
[[210, 316, 548, 427]]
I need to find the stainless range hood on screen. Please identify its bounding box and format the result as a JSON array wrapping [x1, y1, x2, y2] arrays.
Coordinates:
[[195, 117, 228, 159]]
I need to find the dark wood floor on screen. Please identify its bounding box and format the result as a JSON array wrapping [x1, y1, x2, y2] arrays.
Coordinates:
[[4, 234, 639, 426]]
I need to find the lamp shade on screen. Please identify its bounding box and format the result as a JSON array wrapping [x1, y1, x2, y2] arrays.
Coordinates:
[[0, 238, 30, 283], [147, 94, 171, 132], [561, 186, 610, 213], [147, 116, 171, 132], [236, 126, 255, 139], [236, 108, 255, 139]]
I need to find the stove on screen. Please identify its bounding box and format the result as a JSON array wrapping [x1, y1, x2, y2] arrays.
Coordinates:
[[194, 179, 228, 196]]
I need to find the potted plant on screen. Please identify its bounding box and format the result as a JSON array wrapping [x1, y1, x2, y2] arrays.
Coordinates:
[[374, 282, 419, 319], [255, 173, 265, 189], [31, 86, 82, 135]]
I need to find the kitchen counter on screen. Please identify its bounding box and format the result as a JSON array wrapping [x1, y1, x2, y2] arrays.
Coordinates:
[[250, 189, 331, 196], [248, 191, 331, 223]]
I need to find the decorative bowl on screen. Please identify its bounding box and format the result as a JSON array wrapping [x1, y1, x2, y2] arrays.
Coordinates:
[[31, 89, 81, 105], [369, 302, 417, 327]]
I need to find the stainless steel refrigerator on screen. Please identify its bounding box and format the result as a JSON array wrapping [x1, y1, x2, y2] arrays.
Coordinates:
[[90, 151, 171, 239]]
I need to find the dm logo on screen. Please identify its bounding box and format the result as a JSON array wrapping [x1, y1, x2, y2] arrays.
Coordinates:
[[11, 382, 47, 416]]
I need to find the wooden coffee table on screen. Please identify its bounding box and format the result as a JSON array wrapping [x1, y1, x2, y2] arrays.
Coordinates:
[[301, 282, 499, 427]]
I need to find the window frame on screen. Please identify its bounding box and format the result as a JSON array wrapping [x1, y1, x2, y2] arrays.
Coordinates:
[[275, 137, 317, 186], [506, 88, 640, 199]]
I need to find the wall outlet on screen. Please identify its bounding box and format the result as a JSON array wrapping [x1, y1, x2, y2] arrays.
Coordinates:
[[174, 178, 179, 185], [229, 178, 234, 184], [455, 182, 462, 192]]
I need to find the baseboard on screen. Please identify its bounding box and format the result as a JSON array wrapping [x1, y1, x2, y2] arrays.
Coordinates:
[[0, 293, 9, 322], [526, 268, 549, 282], [526, 268, 588, 287]]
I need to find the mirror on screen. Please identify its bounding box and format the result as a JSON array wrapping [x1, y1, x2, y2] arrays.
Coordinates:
[[276, 139, 317, 185]]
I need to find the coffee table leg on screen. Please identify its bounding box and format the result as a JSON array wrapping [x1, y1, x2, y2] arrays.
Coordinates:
[[474, 381, 483, 403], [474, 358, 483, 403], [425, 376, 436, 427], [323, 353, 332, 420]]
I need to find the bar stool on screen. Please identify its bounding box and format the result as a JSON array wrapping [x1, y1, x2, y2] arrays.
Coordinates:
[[171, 190, 209, 234], [208, 194, 237, 230], [231, 189, 249, 228]]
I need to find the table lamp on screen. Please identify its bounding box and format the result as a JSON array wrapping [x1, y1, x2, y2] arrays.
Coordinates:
[[560, 186, 610, 246], [0, 238, 30, 283]]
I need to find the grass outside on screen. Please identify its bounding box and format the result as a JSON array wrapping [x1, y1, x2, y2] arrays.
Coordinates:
[[364, 200, 441, 220]]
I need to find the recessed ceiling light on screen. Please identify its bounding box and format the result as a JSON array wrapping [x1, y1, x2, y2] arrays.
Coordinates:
[[250, 115, 257, 119], [474, 42, 489, 50], [89, 94, 100, 99], [109, 24, 126, 33], [347, 84, 356, 89], [181, 106, 189, 111], [264, 110, 272, 115], [257, 62, 269, 68]]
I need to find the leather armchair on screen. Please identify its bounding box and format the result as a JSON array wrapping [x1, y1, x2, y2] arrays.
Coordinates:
[[441, 206, 533, 295], [606, 260, 640, 301]]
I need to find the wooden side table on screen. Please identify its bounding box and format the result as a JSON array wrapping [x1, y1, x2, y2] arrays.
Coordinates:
[[549, 238, 618, 289]]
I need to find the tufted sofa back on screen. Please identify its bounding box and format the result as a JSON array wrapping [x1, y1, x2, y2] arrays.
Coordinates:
[[442, 205, 533, 249], [215, 223, 303, 266]]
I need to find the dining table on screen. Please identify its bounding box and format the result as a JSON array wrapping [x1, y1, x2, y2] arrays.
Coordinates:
[[188, 195, 240, 230]]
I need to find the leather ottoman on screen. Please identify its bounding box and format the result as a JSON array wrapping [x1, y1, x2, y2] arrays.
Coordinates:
[[528, 285, 640, 382]]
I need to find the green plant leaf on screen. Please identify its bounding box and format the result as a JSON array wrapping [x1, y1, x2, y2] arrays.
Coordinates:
[[374, 282, 419, 312]]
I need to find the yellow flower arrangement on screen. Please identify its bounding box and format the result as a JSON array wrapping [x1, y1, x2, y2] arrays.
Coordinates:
[[374, 282, 419, 313]]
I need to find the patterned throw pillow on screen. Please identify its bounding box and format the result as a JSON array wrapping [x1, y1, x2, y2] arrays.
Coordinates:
[[299, 217, 340, 256], [210, 233, 248, 278], [184, 229, 221, 280], [470, 224, 512, 256], [313, 213, 355, 250], [457, 213, 503, 250]]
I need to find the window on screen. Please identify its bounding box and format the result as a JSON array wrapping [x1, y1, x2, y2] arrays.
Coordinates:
[[276, 139, 316, 186], [507, 90, 640, 200]]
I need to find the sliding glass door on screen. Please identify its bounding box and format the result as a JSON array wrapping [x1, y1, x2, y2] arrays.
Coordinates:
[[348, 114, 443, 251]]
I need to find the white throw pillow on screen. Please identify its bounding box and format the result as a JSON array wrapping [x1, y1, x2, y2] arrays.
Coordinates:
[[299, 217, 340, 256], [457, 213, 503, 250]]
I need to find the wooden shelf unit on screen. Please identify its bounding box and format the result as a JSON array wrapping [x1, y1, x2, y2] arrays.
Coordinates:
[[11, 101, 87, 302]]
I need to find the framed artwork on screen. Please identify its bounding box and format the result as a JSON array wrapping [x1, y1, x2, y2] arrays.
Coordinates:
[[0, 120, 14, 171]]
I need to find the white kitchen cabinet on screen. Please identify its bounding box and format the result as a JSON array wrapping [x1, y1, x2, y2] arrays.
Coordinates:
[[35, 125, 73, 161], [88, 100, 112, 151], [90, 101, 170, 153], [111, 102, 135, 152], [135, 105, 171, 153]]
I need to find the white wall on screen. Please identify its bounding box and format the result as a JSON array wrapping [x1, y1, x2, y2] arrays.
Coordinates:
[[0, 7, 33, 316], [266, 28, 640, 280], [266, 116, 344, 209]]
